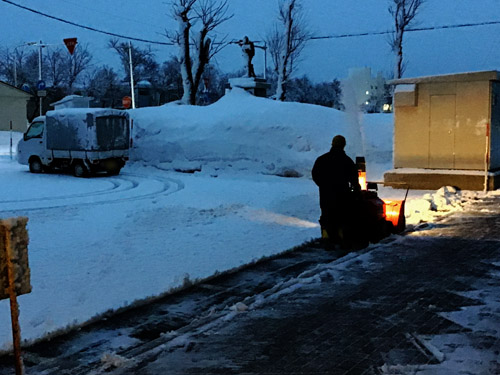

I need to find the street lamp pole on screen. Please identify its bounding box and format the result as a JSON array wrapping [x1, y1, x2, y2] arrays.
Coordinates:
[[38, 41, 43, 116], [13, 58, 17, 87], [128, 41, 136, 109]]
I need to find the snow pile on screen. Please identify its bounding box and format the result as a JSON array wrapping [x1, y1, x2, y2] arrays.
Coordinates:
[[100, 352, 133, 370], [130, 88, 392, 179], [405, 186, 481, 225]]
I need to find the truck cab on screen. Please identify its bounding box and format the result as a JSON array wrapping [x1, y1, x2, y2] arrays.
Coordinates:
[[17, 116, 48, 173]]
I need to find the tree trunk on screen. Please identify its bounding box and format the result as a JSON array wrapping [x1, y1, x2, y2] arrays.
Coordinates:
[[394, 30, 404, 79], [178, 16, 194, 105], [276, 62, 287, 101], [276, 0, 294, 101]]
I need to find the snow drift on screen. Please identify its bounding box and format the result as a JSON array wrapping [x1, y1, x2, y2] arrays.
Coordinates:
[[130, 88, 392, 179]]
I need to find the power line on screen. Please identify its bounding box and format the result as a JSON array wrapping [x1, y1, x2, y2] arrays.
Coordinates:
[[1, 0, 174, 46], [2, 0, 500, 46], [309, 20, 500, 41]]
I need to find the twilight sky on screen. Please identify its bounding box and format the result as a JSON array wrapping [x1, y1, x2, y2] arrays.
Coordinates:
[[1, 0, 500, 82]]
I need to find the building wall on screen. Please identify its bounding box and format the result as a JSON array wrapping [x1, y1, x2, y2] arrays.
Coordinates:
[[394, 79, 491, 170], [490, 81, 500, 171], [0, 85, 30, 132]]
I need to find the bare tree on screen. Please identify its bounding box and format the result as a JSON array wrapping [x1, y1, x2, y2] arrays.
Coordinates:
[[266, 0, 310, 101], [109, 39, 158, 84], [85, 65, 125, 106], [158, 56, 183, 102], [170, 0, 232, 105], [63, 43, 93, 92], [0, 47, 39, 89], [46, 48, 65, 88], [388, 0, 425, 79]]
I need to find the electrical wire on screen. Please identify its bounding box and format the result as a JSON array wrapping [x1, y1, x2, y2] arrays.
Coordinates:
[[2, 0, 500, 46], [1, 0, 174, 46], [308, 20, 500, 40]]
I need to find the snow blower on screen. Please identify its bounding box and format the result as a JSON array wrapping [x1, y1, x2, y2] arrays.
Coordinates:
[[320, 157, 407, 244], [355, 156, 407, 239]]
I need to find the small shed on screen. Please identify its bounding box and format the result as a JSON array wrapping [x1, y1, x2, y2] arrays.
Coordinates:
[[384, 70, 500, 190], [0, 81, 32, 132], [51, 95, 92, 110]]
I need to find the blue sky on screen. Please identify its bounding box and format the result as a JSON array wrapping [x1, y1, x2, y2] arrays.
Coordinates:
[[1, 0, 500, 82]]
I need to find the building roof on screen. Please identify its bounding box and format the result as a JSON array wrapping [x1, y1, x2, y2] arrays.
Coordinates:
[[389, 70, 500, 85], [0, 80, 32, 97]]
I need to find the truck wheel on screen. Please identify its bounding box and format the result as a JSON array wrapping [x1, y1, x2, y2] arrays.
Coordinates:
[[29, 158, 43, 173], [107, 168, 121, 176], [73, 162, 87, 177]]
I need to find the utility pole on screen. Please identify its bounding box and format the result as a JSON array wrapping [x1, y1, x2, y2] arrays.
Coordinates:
[[23, 41, 50, 116], [13, 58, 17, 87], [38, 41, 43, 116], [128, 41, 136, 109]]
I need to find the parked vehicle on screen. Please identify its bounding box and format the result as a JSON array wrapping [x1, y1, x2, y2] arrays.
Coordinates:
[[17, 108, 130, 177]]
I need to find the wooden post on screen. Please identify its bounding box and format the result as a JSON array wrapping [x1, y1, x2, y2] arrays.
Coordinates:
[[9, 121, 13, 160], [1, 223, 24, 375]]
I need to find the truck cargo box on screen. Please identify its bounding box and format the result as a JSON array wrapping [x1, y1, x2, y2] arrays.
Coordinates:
[[45, 108, 130, 151]]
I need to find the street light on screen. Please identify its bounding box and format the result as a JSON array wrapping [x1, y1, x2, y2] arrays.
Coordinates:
[[22, 41, 48, 116]]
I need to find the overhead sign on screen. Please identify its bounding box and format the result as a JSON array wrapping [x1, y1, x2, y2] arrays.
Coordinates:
[[63, 37, 78, 55]]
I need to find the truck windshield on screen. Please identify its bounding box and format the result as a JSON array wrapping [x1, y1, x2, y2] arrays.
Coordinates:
[[25, 122, 44, 140]]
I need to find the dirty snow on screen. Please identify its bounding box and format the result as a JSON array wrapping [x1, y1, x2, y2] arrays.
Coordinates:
[[0, 89, 495, 351]]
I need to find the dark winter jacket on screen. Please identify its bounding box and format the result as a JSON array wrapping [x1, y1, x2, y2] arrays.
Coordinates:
[[312, 148, 360, 222]]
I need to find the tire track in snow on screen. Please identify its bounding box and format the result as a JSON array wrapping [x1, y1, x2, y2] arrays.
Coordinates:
[[0, 178, 124, 203], [0, 173, 184, 213]]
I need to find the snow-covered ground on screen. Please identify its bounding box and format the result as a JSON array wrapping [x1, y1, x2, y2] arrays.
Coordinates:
[[0, 89, 491, 350]]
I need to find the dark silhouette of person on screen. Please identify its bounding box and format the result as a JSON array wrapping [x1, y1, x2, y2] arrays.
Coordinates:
[[312, 135, 361, 244], [238, 36, 256, 78]]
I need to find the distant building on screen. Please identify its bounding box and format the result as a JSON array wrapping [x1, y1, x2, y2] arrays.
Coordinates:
[[136, 80, 155, 107], [0, 81, 32, 132], [51, 95, 92, 110], [342, 67, 389, 113]]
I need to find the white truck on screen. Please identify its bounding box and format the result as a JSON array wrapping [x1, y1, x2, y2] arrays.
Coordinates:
[[17, 108, 130, 177]]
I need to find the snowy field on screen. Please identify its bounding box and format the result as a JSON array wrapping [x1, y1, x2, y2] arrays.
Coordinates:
[[0, 89, 491, 350]]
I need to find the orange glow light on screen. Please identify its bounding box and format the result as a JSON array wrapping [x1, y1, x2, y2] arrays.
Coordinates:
[[383, 200, 403, 227], [358, 171, 367, 190]]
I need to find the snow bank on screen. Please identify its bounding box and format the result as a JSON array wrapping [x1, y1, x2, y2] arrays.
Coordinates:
[[130, 88, 393, 180]]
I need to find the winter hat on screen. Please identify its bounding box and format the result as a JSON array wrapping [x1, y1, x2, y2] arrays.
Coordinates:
[[331, 135, 346, 150]]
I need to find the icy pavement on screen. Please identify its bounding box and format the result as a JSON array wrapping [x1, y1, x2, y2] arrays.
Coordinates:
[[103, 195, 500, 375], [1, 193, 497, 374]]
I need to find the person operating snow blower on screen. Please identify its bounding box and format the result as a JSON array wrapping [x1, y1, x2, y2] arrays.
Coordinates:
[[312, 135, 361, 247]]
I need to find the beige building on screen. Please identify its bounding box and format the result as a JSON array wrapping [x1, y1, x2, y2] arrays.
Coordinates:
[[0, 81, 31, 132], [384, 71, 500, 190]]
